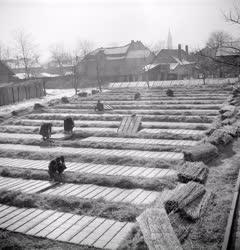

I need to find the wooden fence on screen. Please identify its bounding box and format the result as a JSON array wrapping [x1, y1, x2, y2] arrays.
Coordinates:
[[0, 80, 45, 106]]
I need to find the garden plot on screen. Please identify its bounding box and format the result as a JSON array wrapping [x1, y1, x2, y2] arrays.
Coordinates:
[[0, 125, 117, 135], [54, 103, 222, 110], [0, 84, 233, 249], [139, 128, 206, 136], [81, 136, 198, 147], [0, 176, 52, 193], [0, 204, 134, 249], [7, 119, 211, 130], [25, 112, 215, 123], [46, 108, 219, 116], [0, 143, 184, 161], [86, 94, 227, 101], [0, 157, 177, 179], [42, 183, 158, 205], [0, 132, 65, 142], [0, 176, 158, 205], [72, 99, 225, 105]]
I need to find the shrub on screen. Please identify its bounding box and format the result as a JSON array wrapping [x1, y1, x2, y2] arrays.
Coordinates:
[[1, 168, 10, 177], [33, 103, 44, 110], [78, 92, 88, 97], [11, 111, 18, 116], [92, 89, 99, 95], [166, 89, 174, 97], [61, 96, 69, 103]]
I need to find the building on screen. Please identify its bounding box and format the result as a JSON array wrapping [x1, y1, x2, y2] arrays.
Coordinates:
[[78, 40, 154, 82], [0, 60, 15, 84], [4, 58, 42, 79], [146, 44, 196, 80], [216, 42, 240, 77]]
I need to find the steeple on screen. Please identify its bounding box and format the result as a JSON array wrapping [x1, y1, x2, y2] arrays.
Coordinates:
[[167, 29, 173, 49]]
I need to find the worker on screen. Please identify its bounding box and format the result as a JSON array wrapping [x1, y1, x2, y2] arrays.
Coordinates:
[[48, 158, 57, 181], [56, 156, 66, 181], [39, 123, 52, 141], [94, 100, 104, 112], [64, 117, 75, 134], [134, 92, 141, 100]]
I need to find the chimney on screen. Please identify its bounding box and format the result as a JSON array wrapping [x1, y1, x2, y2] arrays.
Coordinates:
[[185, 45, 189, 55], [178, 44, 182, 61]]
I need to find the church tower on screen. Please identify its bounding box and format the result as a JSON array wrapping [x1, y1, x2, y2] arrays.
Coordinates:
[[167, 29, 173, 49]]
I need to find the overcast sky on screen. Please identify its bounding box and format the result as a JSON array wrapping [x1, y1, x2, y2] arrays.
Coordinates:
[[0, 0, 239, 62]]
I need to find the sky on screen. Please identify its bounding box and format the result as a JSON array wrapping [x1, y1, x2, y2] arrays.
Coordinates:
[[0, 0, 239, 62]]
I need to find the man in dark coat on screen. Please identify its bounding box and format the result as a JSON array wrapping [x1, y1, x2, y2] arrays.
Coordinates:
[[56, 156, 66, 181], [64, 117, 74, 134], [40, 123, 52, 141], [48, 158, 57, 180], [134, 92, 141, 100], [94, 100, 104, 112]]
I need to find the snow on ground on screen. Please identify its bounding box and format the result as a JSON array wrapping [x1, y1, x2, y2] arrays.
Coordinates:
[[0, 89, 75, 117]]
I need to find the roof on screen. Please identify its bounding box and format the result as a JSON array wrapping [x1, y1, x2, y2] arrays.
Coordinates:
[[216, 41, 240, 57], [126, 50, 151, 59], [151, 48, 195, 71], [4, 58, 41, 70], [0, 60, 14, 75], [89, 43, 130, 56]]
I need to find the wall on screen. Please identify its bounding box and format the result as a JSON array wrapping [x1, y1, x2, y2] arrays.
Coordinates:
[[0, 80, 45, 106]]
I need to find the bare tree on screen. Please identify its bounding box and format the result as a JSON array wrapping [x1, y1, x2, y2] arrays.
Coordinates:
[[70, 40, 94, 94], [147, 40, 165, 55], [206, 30, 233, 49], [50, 44, 71, 75], [225, 3, 240, 25], [142, 44, 156, 88], [74, 39, 94, 60], [14, 30, 39, 79], [95, 51, 104, 92]]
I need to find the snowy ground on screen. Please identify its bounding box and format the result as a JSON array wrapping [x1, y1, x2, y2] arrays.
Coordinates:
[[0, 89, 75, 117]]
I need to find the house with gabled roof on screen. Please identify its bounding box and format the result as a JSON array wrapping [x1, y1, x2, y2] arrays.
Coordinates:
[[146, 44, 196, 80], [0, 60, 15, 84], [78, 40, 154, 82]]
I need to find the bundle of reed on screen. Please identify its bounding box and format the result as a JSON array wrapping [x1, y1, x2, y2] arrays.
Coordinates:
[[178, 162, 209, 184], [164, 181, 206, 214], [183, 143, 218, 162], [180, 191, 214, 221]]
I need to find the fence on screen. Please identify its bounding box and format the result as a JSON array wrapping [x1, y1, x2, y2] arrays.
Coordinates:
[[107, 77, 238, 89], [0, 80, 45, 106]]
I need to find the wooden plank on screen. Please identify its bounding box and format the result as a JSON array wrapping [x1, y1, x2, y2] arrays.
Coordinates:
[[93, 221, 126, 248], [131, 115, 142, 134], [137, 208, 182, 250], [70, 218, 105, 244], [1, 209, 35, 228], [47, 215, 83, 239], [0, 208, 26, 225], [26, 211, 63, 235], [57, 216, 95, 241], [104, 223, 134, 250], [117, 116, 128, 133], [36, 213, 74, 237], [81, 219, 115, 245], [8, 209, 42, 231]]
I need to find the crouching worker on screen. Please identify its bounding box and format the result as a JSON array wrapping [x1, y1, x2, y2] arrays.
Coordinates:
[[48, 158, 57, 181], [134, 92, 141, 100], [64, 117, 74, 134], [56, 156, 66, 182], [94, 100, 104, 112], [40, 122, 52, 141]]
